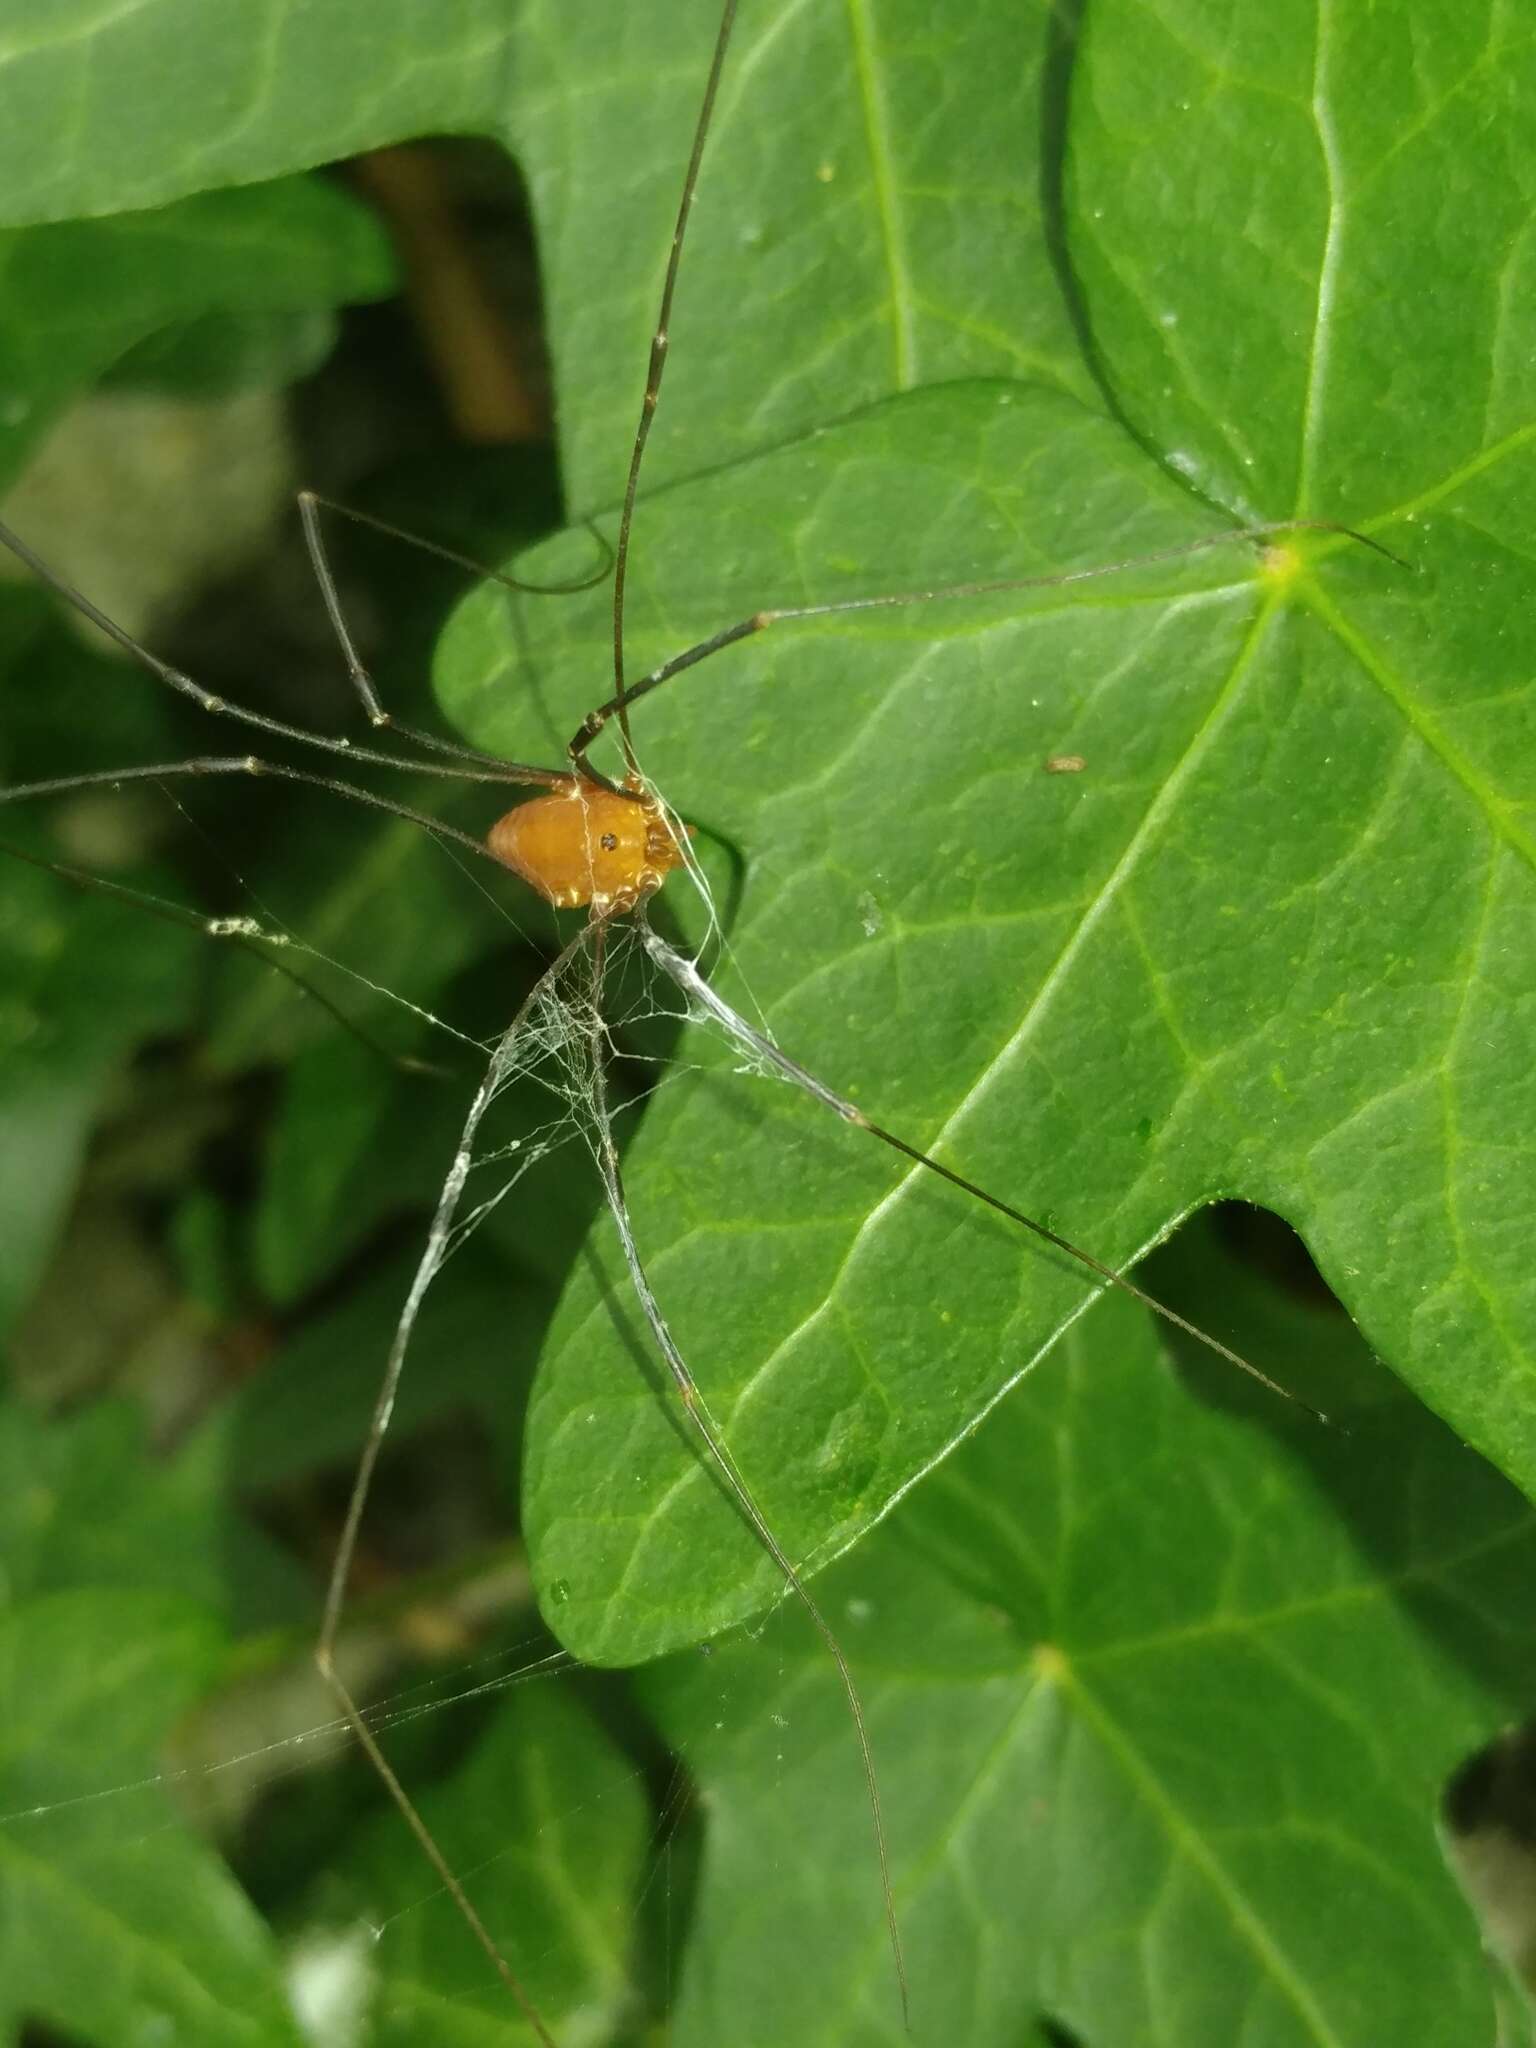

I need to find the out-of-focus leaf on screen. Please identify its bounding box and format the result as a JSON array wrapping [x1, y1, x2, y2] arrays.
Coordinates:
[[253, 1008, 601, 1309], [0, 1397, 304, 1625], [0, 174, 392, 488], [254, 1027, 425, 1307], [327, 1682, 649, 2044], [0, 1591, 301, 2045], [0, 837, 196, 1337], [205, 785, 506, 1076], [0, 1385, 321, 2040], [106, 306, 341, 399], [196, 1238, 541, 1491]]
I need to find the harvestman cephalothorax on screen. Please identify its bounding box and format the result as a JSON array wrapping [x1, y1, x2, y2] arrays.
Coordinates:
[[0, 0, 1407, 2036]]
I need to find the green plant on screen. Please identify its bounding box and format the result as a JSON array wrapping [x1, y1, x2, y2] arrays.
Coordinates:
[[1, 2, 1533, 2044]]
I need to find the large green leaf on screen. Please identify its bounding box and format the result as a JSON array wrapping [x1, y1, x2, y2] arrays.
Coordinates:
[[0, 3, 514, 227], [0, 0, 1074, 499], [641, 1271, 1536, 2047], [428, 0, 1536, 1667], [493, 0, 1097, 504], [449, 380, 1533, 1659]]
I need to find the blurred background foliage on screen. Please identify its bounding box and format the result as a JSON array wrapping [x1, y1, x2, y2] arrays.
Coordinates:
[[0, 134, 638, 2043]]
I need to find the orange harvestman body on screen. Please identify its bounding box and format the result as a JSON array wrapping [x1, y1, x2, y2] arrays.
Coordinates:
[[488, 776, 687, 913]]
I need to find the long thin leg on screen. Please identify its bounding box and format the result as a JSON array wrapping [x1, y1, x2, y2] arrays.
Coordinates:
[[570, 517, 1407, 772], [607, 0, 741, 773], [583, 919, 910, 2030], [0, 756, 504, 867], [0, 516, 568, 794], [314, 926, 597, 2048], [0, 838, 460, 1075], [297, 490, 606, 777], [299, 492, 612, 603], [639, 920, 1329, 1425]]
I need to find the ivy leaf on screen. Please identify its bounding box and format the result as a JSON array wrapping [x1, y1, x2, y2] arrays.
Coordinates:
[[0, 3, 517, 227], [0, 0, 1079, 497], [194, 1239, 541, 1487], [641, 1276, 1536, 2047], [431, 3, 1536, 1660]]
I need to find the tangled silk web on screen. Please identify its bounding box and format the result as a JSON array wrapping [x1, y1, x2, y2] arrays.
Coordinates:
[[376, 816, 914, 2019], [389, 814, 822, 1475], [212, 744, 923, 2003]]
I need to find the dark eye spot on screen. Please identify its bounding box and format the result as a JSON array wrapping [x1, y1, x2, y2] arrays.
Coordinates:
[[600, 832, 618, 852]]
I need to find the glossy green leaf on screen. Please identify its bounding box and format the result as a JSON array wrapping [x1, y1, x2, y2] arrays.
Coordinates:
[[454, 375, 1535, 1657], [430, 3, 1536, 1664], [0, 3, 515, 227], [642, 1279, 1536, 2047], [496, 0, 1096, 504], [0, 0, 1080, 500]]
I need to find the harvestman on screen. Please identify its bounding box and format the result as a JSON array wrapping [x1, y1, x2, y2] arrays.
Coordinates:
[[0, 0, 1399, 2035]]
